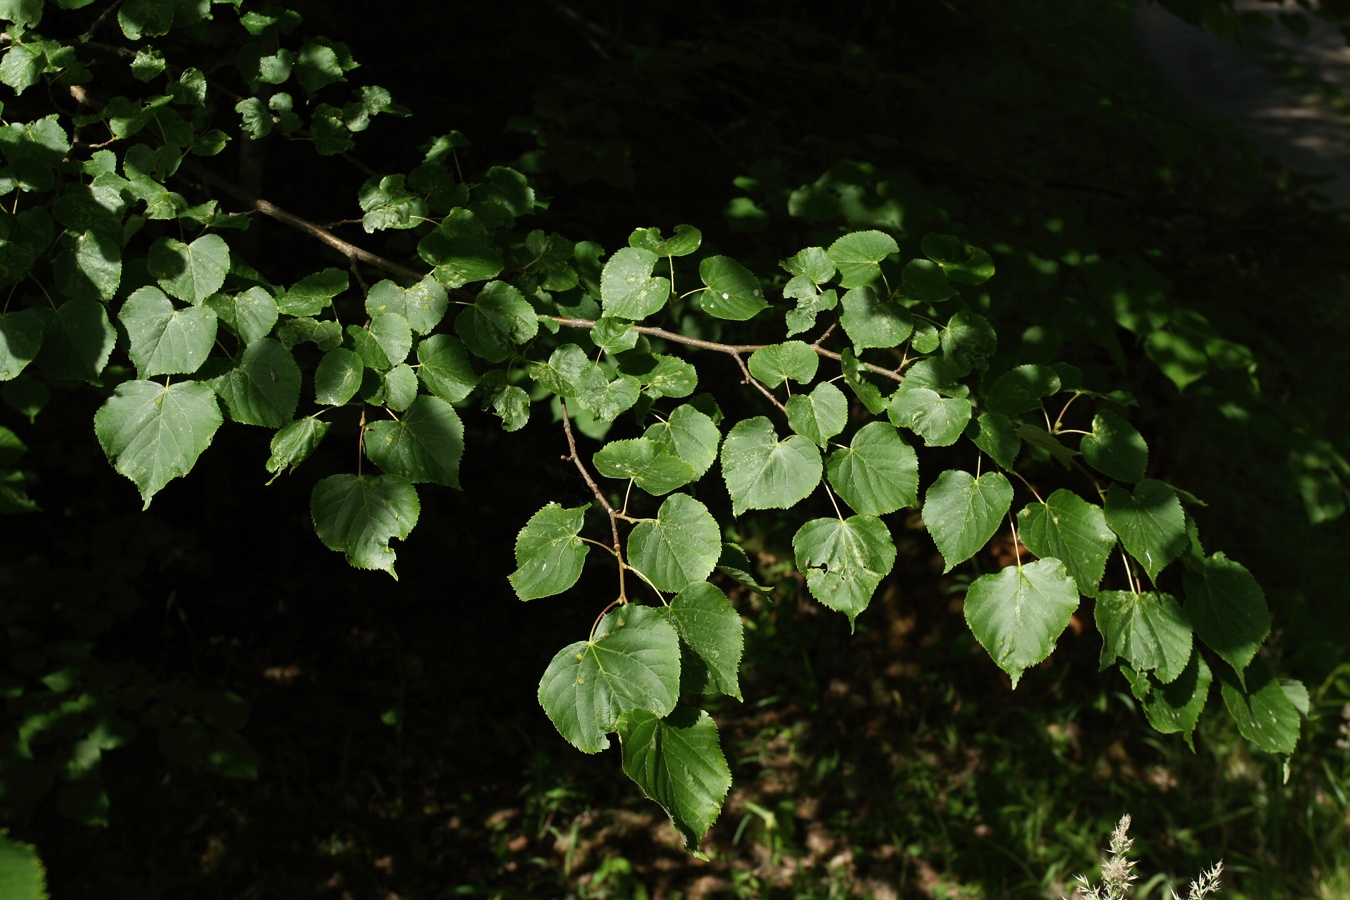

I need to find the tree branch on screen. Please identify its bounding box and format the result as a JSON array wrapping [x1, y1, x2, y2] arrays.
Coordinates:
[[559, 399, 627, 601]]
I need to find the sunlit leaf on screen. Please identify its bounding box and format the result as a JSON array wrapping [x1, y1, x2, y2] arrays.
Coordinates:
[[509, 502, 589, 601], [94, 379, 222, 508], [964, 559, 1079, 688], [310, 473, 419, 578], [793, 514, 896, 627]]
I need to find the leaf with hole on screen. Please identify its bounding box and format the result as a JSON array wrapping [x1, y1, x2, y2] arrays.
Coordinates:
[[793, 515, 896, 627], [964, 559, 1079, 688], [509, 502, 590, 601], [538, 605, 681, 754]]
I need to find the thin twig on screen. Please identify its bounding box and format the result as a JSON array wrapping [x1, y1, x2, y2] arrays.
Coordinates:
[[559, 400, 626, 601], [730, 352, 786, 413]]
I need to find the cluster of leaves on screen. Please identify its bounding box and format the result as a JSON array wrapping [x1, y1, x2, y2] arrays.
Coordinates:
[[0, 0, 1305, 852]]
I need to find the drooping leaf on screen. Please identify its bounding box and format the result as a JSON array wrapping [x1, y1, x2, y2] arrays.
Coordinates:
[[1017, 490, 1116, 597], [1183, 552, 1271, 683], [827, 230, 897, 288], [716, 542, 771, 596], [0, 307, 49, 380], [785, 381, 848, 447], [1095, 590, 1193, 683], [839, 348, 887, 414], [278, 268, 346, 316], [454, 280, 538, 363], [780, 245, 836, 283], [900, 258, 955, 303], [94, 379, 222, 509], [601, 246, 669, 320], [1103, 479, 1186, 582], [508, 502, 590, 601], [697, 256, 767, 320], [537, 605, 681, 754], [721, 416, 822, 517], [314, 348, 363, 406], [417, 208, 503, 288], [36, 298, 115, 382], [594, 438, 696, 495], [364, 395, 464, 487], [643, 404, 721, 478], [969, 412, 1020, 470], [628, 224, 702, 257], [1136, 652, 1212, 748], [54, 230, 120, 303], [747, 341, 818, 388], [826, 421, 919, 515], [888, 387, 971, 448], [923, 469, 1013, 572], [964, 559, 1080, 688], [1015, 422, 1079, 468], [310, 473, 419, 577], [1218, 663, 1301, 755], [618, 707, 731, 857], [628, 493, 721, 593], [211, 339, 301, 428], [1081, 409, 1148, 483], [265, 417, 329, 482], [839, 285, 913, 352], [984, 364, 1061, 416], [205, 286, 277, 345], [793, 514, 896, 627], [147, 234, 229, 305], [921, 233, 996, 285], [119, 285, 217, 377], [661, 582, 743, 699], [416, 334, 477, 403]]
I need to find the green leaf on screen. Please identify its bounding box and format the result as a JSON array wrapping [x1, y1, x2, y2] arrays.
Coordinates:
[[279, 268, 346, 316], [629, 494, 721, 593], [839, 348, 887, 414], [314, 348, 363, 406], [0, 830, 49, 900], [964, 559, 1079, 688], [94, 379, 222, 509], [1183, 552, 1270, 683], [697, 256, 768, 320], [628, 224, 702, 257], [417, 208, 503, 289], [277, 317, 342, 351], [618, 707, 731, 857], [783, 281, 837, 337], [382, 364, 418, 412], [1137, 652, 1212, 748], [780, 246, 835, 283], [643, 404, 721, 478], [793, 515, 896, 627], [455, 280, 538, 363], [577, 373, 640, 421], [1219, 663, 1301, 755], [747, 341, 818, 388], [638, 355, 697, 399], [508, 502, 590, 601], [969, 412, 1019, 470], [359, 174, 427, 232], [0, 307, 48, 380], [54, 230, 121, 303], [1081, 409, 1148, 483], [36, 299, 115, 382], [369, 312, 412, 367], [212, 339, 301, 428], [1103, 479, 1185, 582], [1017, 490, 1116, 597], [295, 38, 355, 94], [265, 417, 329, 482], [900, 258, 955, 303], [888, 387, 971, 448], [826, 421, 919, 515], [365, 275, 448, 335], [921, 233, 995, 285], [119, 286, 217, 377], [480, 373, 529, 431], [910, 321, 940, 354], [601, 246, 669, 320], [827, 230, 897, 288], [721, 416, 822, 517], [939, 307, 1004, 367], [205, 287, 278, 344], [661, 582, 743, 699], [984, 364, 1061, 416], [923, 470, 1013, 572], [416, 334, 477, 403], [310, 473, 419, 578], [589, 318, 639, 355], [364, 395, 464, 487], [1015, 423, 1079, 469], [1095, 590, 1193, 683], [147, 234, 229, 305], [470, 166, 534, 227], [785, 381, 848, 447], [839, 285, 913, 352], [538, 605, 681, 754], [594, 438, 696, 496], [716, 542, 771, 595]]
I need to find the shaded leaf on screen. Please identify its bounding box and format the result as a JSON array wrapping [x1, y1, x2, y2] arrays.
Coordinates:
[[509, 502, 589, 601], [1081, 409, 1148, 483], [310, 473, 419, 577], [840, 285, 913, 352], [923, 469, 1012, 572], [661, 582, 743, 699], [212, 339, 300, 428], [1095, 590, 1192, 683], [793, 515, 896, 627], [1104, 479, 1185, 582], [1183, 552, 1270, 683]]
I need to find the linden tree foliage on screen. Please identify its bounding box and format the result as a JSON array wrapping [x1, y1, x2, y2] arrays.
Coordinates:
[[0, 0, 1306, 854]]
